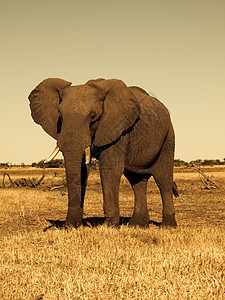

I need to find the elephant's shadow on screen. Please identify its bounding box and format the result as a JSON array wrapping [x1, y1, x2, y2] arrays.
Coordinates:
[[43, 217, 161, 231]]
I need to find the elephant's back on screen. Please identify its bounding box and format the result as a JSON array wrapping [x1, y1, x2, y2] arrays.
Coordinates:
[[129, 86, 169, 116], [129, 86, 171, 129]]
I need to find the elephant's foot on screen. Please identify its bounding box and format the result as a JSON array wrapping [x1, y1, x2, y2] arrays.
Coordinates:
[[65, 207, 83, 227], [105, 216, 120, 227], [128, 213, 150, 228], [161, 213, 177, 228]]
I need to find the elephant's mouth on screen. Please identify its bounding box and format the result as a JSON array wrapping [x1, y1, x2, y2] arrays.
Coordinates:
[[44, 145, 91, 165]]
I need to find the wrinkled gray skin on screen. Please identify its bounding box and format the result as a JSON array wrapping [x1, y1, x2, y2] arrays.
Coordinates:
[[29, 78, 177, 227]]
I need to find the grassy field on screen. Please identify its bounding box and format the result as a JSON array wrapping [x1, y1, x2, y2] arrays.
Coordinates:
[[0, 166, 224, 299]]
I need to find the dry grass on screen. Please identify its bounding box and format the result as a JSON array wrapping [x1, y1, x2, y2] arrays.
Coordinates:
[[1, 226, 225, 299], [0, 167, 225, 299]]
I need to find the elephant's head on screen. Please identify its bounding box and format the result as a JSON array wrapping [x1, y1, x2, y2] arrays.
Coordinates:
[[28, 78, 140, 225]]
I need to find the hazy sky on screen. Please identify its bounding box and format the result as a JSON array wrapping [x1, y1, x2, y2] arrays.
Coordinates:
[[1, 0, 225, 164]]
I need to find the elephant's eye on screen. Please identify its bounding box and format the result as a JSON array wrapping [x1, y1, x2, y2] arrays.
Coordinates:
[[89, 111, 96, 120], [58, 111, 63, 120]]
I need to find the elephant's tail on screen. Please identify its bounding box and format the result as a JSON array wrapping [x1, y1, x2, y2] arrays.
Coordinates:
[[173, 181, 179, 197]]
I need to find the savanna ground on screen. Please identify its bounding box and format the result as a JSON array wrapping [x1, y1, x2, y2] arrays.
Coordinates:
[[0, 166, 224, 299]]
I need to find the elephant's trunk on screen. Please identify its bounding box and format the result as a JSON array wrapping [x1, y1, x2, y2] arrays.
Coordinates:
[[60, 122, 91, 226], [63, 148, 90, 226]]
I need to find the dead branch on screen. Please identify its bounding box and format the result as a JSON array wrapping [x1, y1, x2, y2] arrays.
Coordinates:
[[2, 171, 45, 188], [190, 163, 219, 190], [36, 174, 45, 186], [34, 167, 45, 187], [3, 173, 14, 187], [50, 185, 66, 191]]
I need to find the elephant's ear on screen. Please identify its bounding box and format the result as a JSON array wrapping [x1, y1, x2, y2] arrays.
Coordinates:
[[28, 78, 72, 139], [89, 79, 141, 147]]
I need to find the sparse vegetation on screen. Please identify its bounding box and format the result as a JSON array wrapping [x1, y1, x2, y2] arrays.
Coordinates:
[[174, 158, 225, 167], [2, 158, 224, 170], [31, 159, 65, 168], [0, 162, 11, 169], [0, 166, 224, 299]]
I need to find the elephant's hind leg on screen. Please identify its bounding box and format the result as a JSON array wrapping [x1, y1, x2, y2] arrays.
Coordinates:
[[124, 170, 150, 227], [151, 133, 177, 227], [153, 161, 177, 227], [154, 176, 177, 228]]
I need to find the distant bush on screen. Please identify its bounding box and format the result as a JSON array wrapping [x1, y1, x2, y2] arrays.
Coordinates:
[[174, 159, 225, 167], [31, 158, 100, 169], [31, 159, 64, 168], [2, 157, 224, 169], [0, 162, 10, 169], [202, 159, 222, 166], [190, 159, 225, 166], [174, 159, 189, 167]]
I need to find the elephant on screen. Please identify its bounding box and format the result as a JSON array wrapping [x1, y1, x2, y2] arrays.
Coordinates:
[[28, 78, 178, 228]]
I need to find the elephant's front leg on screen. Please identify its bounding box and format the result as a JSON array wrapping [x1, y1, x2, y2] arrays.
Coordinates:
[[99, 148, 125, 226]]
